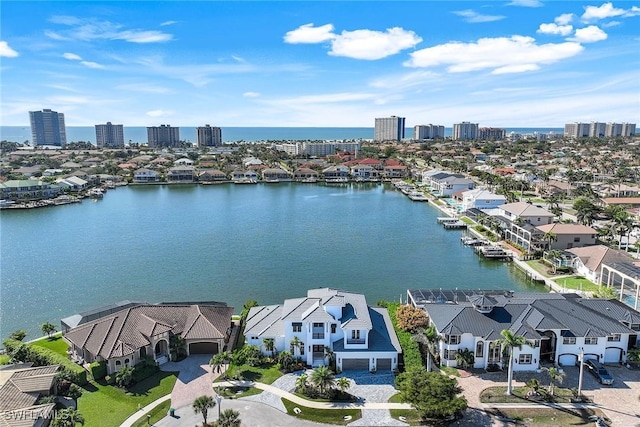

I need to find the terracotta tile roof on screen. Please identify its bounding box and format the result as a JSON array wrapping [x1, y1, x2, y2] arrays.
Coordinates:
[[0, 365, 58, 413], [0, 403, 55, 427], [536, 223, 597, 234]]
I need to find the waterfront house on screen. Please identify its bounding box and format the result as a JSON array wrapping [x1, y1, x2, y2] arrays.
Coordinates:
[[133, 168, 160, 183], [56, 176, 88, 192], [322, 165, 349, 181], [383, 164, 407, 179], [408, 289, 639, 370], [262, 168, 292, 182], [0, 180, 60, 201], [493, 202, 555, 251], [350, 165, 379, 180], [461, 188, 506, 211], [198, 169, 228, 182], [566, 245, 635, 284], [245, 288, 402, 372], [536, 223, 597, 250], [231, 169, 258, 183], [0, 364, 59, 426], [167, 165, 196, 182], [63, 302, 234, 374], [602, 197, 640, 209], [294, 167, 319, 182]]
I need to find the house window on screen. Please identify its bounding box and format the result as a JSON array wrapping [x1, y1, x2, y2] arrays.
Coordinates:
[[584, 337, 598, 345], [300, 342, 304, 355], [563, 337, 576, 345], [331, 324, 337, 334], [531, 340, 539, 348], [446, 335, 460, 345], [351, 330, 360, 340], [476, 341, 484, 358], [574, 237, 581, 242], [443, 349, 458, 360], [124, 358, 130, 367], [607, 334, 621, 342], [519, 354, 532, 364], [313, 322, 323, 328], [251, 336, 259, 340], [292, 323, 302, 333]]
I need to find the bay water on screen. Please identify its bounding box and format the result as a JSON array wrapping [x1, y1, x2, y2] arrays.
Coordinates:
[[0, 183, 542, 338]]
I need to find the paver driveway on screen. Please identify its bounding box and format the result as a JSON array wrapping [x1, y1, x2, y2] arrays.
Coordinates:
[[160, 355, 219, 409]]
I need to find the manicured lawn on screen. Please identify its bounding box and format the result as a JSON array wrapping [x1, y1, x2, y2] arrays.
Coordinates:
[[555, 276, 600, 292], [223, 363, 283, 385], [281, 398, 361, 425], [525, 260, 552, 278], [131, 400, 171, 427], [0, 354, 10, 365], [486, 407, 607, 426], [77, 370, 177, 427], [31, 333, 69, 357], [459, 216, 475, 225], [480, 386, 576, 404], [389, 408, 423, 426], [214, 384, 263, 398]]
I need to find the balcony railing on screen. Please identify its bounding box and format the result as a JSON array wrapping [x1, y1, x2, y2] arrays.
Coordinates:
[[312, 333, 325, 339], [346, 339, 365, 345]]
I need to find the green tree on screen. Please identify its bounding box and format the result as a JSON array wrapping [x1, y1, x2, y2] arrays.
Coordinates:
[[9, 330, 27, 341], [412, 326, 441, 372], [323, 346, 335, 370], [295, 373, 309, 393], [51, 408, 84, 427], [499, 329, 530, 395], [277, 350, 293, 371], [594, 286, 618, 299], [65, 383, 83, 401], [210, 351, 231, 374], [455, 348, 474, 369], [240, 300, 258, 321], [310, 365, 335, 396], [395, 368, 467, 421], [169, 334, 187, 361], [114, 366, 135, 388], [217, 409, 241, 427], [41, 322, 57, 338], [262, 338, 275, 357], [544, 366, 565, 397], [336, 376, 350, 393], [192, 395, 216, 426], [573, 197, 600, 226]]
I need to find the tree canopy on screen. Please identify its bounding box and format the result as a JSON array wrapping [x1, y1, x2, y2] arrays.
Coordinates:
[[395, 368, 467, 420]]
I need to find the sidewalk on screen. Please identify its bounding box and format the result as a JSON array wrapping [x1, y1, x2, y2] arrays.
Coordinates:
[[120, 394, 171, 427]]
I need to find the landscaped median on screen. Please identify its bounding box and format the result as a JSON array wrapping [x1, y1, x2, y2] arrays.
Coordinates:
[[281, 397, 362, 425]]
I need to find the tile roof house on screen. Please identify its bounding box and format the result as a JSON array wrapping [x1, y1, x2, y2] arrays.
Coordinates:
[[494, 202, 555, 251], [408, 289, 640, 371], [64, 303, 233, 374], [244, 288, 402, 372], [0, 364, 59, 426], [566, 245, 636, 284], [537, 223, 597, 250]]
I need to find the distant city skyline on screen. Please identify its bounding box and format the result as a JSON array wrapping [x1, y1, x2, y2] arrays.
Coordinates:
[[2, 1, 639, 127]]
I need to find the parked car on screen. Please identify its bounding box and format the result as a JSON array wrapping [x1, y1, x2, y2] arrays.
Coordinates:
[[585, 359, 614, 385]]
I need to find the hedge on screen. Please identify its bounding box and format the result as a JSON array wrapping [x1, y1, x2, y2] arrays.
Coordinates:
[[3, 339, 87, 385], [89, 361, 107, 380], [385, 303, 423, 372]]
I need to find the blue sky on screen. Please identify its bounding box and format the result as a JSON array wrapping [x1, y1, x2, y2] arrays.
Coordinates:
[[1, 1, 639, 127]]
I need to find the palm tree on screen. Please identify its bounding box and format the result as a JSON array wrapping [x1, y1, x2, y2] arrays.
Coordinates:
[[499, 329, 530, 395], [336, 376, 350, 393], [217, 409, 241, 427], [323, 346, 335, 369], [289, 336, 302, 355], [210, 351, 231, 374], [51, 408, 84, 427], [542, 231, 557, 251], [412, 325, 441, 372], [455, 348, 475, 369], [169, 334, 187, 361], [193, 395, 216, 426], [263, 338, 275, 357], [295, 373, 309, 393], [310, 365, 335, 396], [544, 366, 565, 397], [41, 322, 56, 338], [277, 350, 294, 371]]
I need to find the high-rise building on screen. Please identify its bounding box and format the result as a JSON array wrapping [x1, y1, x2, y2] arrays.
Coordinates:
[[413, 124, 445, 140], [605, 122, 636, 137], [589, 122, 606, 138], [147, 124, 180, 148], [196, 124, 222, 147], [95, 122, 125, 148], [452, 122, 478, 140], [564, 122, 590, 138], [374, 116, 405, 142], [621, 123, 636, 136], [29, 109, 67, 146], [478, 127, 506, 140]]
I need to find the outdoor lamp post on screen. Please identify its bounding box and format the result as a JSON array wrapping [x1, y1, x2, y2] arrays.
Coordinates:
[[577, 348, 585, 398], [147, 414, 151, 426], [215, 394, 222, 419]]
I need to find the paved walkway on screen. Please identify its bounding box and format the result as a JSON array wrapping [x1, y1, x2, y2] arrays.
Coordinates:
[[120, 395, 172, 427]]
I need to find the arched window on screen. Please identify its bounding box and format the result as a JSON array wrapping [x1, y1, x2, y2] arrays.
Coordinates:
[[124, 358, 130, 367]]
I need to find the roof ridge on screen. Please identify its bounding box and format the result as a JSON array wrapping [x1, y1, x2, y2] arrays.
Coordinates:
[[104, 308, 134, 358]]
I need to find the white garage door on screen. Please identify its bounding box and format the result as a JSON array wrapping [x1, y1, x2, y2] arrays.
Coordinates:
[[604, 348, 622, 364], [558, 354, 577, 366]]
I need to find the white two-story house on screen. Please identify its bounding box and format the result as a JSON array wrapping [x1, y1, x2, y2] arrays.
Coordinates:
[[408, 289, 639, 371], [245, 288, 402, 372]]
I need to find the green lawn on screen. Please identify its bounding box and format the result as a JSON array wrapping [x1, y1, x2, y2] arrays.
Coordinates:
[[486, 407, 606, 426], [281, 398, 361, 425], [0, 354, 10, 365], [524, 260, 552, 278], [131, 400, 171, 427], [480, 386, 576, 404], [77, 370, 177, 427], [555, 276, 600, 292], [222, 363, 283, 385], [30, 334, 69, 357], [459, 216, 475, 225]]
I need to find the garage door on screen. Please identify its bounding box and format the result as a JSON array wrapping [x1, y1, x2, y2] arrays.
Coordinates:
[[603, 348, 622, 364], [342, 358, 369, 371], [558, 354, 577, 366], [377, 358, 392, 371], [189, 342, 219, 355]]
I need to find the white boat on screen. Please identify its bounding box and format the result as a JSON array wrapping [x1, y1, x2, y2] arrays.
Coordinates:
[[0, 199, 16, 208], [408, 191, 429, 202]]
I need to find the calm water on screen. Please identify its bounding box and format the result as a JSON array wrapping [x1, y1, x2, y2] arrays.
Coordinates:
[[0, 126, 564, 144], [0, 184, 542, 338]]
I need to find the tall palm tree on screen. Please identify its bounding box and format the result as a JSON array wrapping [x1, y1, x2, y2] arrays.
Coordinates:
[[310, 366, 335, 395], [217, 409, 241, 427], [289, 336, 302, 355], [193, 395, 216, 426], [499, 329, 530, 395], [51, 408, 84, 427], [210, 351, 231, 374]]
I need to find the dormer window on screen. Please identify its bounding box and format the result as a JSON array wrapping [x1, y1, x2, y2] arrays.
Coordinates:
[[351, 330, 360, 340], [446, 335, 460, 345], [607, 334, 621, 342]]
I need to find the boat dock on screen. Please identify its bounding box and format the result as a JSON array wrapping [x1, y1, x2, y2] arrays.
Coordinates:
[[437, 217, 467, 229], [474, 245, 513, 260]]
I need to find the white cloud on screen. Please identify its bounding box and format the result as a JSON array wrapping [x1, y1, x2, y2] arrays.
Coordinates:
[[231, 55, 246, 63], [284, 23, 336, 44], [492, 64, 541, 74], [569, 25, 608, 43], [146, 109, 173, 117], [405, 36, 584, 73], [582, 2, 630, 21], [63, 52, 82, 60], [329, 27, 422, 60], [44, 30, 70, 41], [49, 15, 82, 25], [538, 23, 573, 36], [243, 92, 261, 98], [453, 9, 506, 23], [508, 0, 543, 7], [160, 20, 178, 26], [0, 41, 19, 57], [80, 61, 104, 69], [555, 13, 574, 25], [602, 20, 621, 27], [47, 17, 173, 44], [112, 30, 172, 43]]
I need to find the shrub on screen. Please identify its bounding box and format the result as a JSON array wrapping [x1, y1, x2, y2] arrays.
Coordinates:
[[395, 304, 429, 333], [104, 375, 114, 385], [232, 345, 262, 366], [133, 357, 159, 383], [386, 303, 422, 372], [89, 361, 107, 380], [115, 366, 135, 388], [9, 330, 27, 341]]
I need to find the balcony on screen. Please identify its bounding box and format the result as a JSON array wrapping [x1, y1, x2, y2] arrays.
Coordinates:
[[346, 339, 365, 345]]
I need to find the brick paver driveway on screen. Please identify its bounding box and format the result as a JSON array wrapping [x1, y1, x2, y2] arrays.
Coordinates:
[[160, 355, 219, 409]]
